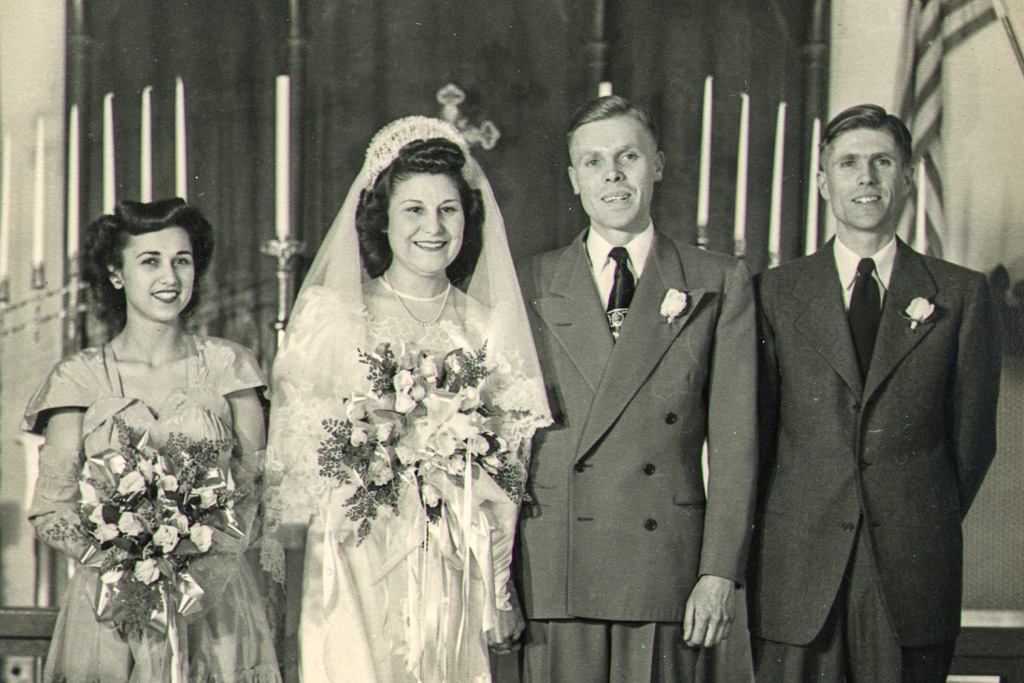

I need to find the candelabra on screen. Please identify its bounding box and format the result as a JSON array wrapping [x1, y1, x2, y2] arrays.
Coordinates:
[[261, 236, 304, 349]]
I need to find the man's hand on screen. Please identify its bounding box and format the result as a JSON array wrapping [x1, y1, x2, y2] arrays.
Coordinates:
[[682, 575, 736, 648]]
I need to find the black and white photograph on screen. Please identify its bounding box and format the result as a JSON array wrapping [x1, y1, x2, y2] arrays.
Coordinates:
[[0, 1, 1021, 681]]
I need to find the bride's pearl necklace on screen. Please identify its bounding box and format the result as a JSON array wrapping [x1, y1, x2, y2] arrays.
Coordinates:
[[382, 273, 451, 327]]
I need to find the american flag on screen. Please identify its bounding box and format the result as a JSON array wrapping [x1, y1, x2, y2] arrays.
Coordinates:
[[897, 0, 998, 257]]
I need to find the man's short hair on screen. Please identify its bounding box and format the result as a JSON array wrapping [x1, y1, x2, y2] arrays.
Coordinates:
[[566, 95, 660, 151], [821, 104, 913, 165]]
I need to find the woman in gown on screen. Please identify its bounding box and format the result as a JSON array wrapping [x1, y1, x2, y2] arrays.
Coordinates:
[[262, 117, 551, 682], [25, 198, 280, 682]]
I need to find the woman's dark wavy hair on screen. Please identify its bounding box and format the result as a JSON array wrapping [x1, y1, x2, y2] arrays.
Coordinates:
[[81, 198, 215, 333], [355, 138, 484, 286]]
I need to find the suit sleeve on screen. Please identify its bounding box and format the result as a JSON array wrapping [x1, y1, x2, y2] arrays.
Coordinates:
[[698, 259, 759, 583], [951, 272, 1001, 515], [753, 274, 780, 512]]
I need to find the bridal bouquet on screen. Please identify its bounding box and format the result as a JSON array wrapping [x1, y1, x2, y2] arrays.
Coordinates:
[[317, 342, 528, 544], [77, 417, 245, 640]]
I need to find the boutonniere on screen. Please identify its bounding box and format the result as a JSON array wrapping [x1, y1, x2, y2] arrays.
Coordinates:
[[660, 289, 689, 324], [903, 297, 935, 330]]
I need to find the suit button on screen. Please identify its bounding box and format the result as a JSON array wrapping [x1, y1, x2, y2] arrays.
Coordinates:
[[841, 522, 855, 532], [643, 464, 656, 476], [665, 413, 678, 424], [643, 519, 658, 531], [574, 462, 586, 473]]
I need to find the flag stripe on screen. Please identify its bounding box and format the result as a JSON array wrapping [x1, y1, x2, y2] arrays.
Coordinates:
[[899, 0, 995, 258]]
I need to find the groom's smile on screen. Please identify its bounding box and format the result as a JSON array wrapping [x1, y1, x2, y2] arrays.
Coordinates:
[[568, 114, 664, 243]]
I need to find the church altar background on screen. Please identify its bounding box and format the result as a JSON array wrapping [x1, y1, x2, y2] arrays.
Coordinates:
[[0, 0, 1020, 676]]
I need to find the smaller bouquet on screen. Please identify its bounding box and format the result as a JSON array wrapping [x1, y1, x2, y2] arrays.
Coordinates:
[[77, 417, 245, 641], [317, 342, 528, 544]]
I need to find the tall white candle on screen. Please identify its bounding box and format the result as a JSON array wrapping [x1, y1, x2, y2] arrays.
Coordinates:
[[275, 75, 291, 242], [768, 102, 787, 267], [141, 86, 153, 202], [67, 105, 80, 263], [175, 77, 188, 201], [697, 75, 713, 229], [805, 116, 821, 255], [598, 81, 613, 97], [103, 93, 115, 214], [915, 158, 927, 253], [733, 93, 750, 257], [0, 135, 11, 281], [33, 117, 46, 268]]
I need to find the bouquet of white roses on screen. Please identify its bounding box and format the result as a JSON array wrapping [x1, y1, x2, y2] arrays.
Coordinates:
[[317, 341, 528, 544], [77, 417, 245, 640]]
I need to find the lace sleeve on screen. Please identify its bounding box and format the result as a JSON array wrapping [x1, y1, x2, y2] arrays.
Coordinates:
[[29, 442, 90, 559], [261, 286, 370, 581]]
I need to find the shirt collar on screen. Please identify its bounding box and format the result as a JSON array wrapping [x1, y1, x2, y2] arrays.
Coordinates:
[[586, 222, 655, 278], [833, 235, 897, 295]]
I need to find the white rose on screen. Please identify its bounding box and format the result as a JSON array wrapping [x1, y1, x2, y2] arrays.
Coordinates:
[[198, 488, 218, 509], [410, 383, 426, 401], [394, 369, 415, 393], [905, 297, 935, 330], [395, 444, 418, 466], [107, 453, 127, 475], [96, 523, 120, 542], [345, 398, 367, 422], [134, 558, 161, 585], [159, 474, 180, 492], [117, 512, 144, 537], [660, 289, 689, 323], [467, 434, 491, 455], [350, 427, 369, 447], [376, 422, 395, 443], [153, 525, 180, 552], [117, 470, 147, 496], [167, 509, 190, 534], [395, 392, 417, 414], [459, 386, 483, 411], [368, 457, 394, 486], [190, 525, 214, 553], [421, 483, 441, 508]]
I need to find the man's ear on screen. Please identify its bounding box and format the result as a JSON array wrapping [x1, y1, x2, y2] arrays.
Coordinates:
[[817, 169, 830, 203], [653, 150, 665, 183], [899, 160, 913, 199], [567, 165, 581, 196]]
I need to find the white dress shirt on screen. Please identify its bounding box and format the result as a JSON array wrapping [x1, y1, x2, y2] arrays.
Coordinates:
[[585, 223, 655, 309], [833, 236, 896, 311]]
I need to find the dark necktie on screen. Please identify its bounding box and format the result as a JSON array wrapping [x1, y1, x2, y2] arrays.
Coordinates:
[[848, 258, 881, 380], [607, 246, 635, 340]]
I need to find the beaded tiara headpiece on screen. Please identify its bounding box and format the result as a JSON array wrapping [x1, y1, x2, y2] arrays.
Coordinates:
[[364, 116, 469, 190]]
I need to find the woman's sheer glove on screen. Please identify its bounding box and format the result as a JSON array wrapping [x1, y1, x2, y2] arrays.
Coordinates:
[[487, 579, 525, 653], [29, 442, 91, 560]]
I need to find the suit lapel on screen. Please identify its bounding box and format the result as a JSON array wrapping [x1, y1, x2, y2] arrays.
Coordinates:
[[792, 241, 863, 396], [863, 240, 938, 401], [532, 235, 613, 393], [575, 233, 707, 461]]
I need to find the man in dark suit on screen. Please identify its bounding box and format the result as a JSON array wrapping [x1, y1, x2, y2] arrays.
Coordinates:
[[748, 104, 1001, 681], [515, 95, 758, 682]]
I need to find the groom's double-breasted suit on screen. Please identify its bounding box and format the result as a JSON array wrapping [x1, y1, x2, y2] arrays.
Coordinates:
[[516, 228, 758, 623], [749, 238, 1001, 649]]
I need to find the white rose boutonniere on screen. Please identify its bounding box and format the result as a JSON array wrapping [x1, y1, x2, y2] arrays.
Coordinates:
[[660, 289, 689, 324], [904, 297, 935, 330]]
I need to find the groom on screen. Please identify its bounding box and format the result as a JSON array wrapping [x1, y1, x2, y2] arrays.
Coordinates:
[[515, 95, 758, 682]]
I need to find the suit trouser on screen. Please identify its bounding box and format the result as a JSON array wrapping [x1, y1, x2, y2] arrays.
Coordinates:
[[751, 521, 955, 683], [522, 618, 699, 683]]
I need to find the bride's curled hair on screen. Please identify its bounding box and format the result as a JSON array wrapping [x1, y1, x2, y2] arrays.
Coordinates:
[[356, 138, 484, 286]]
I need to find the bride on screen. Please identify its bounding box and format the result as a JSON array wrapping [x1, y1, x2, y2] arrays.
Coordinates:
[[262, 117, 550, 682]]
